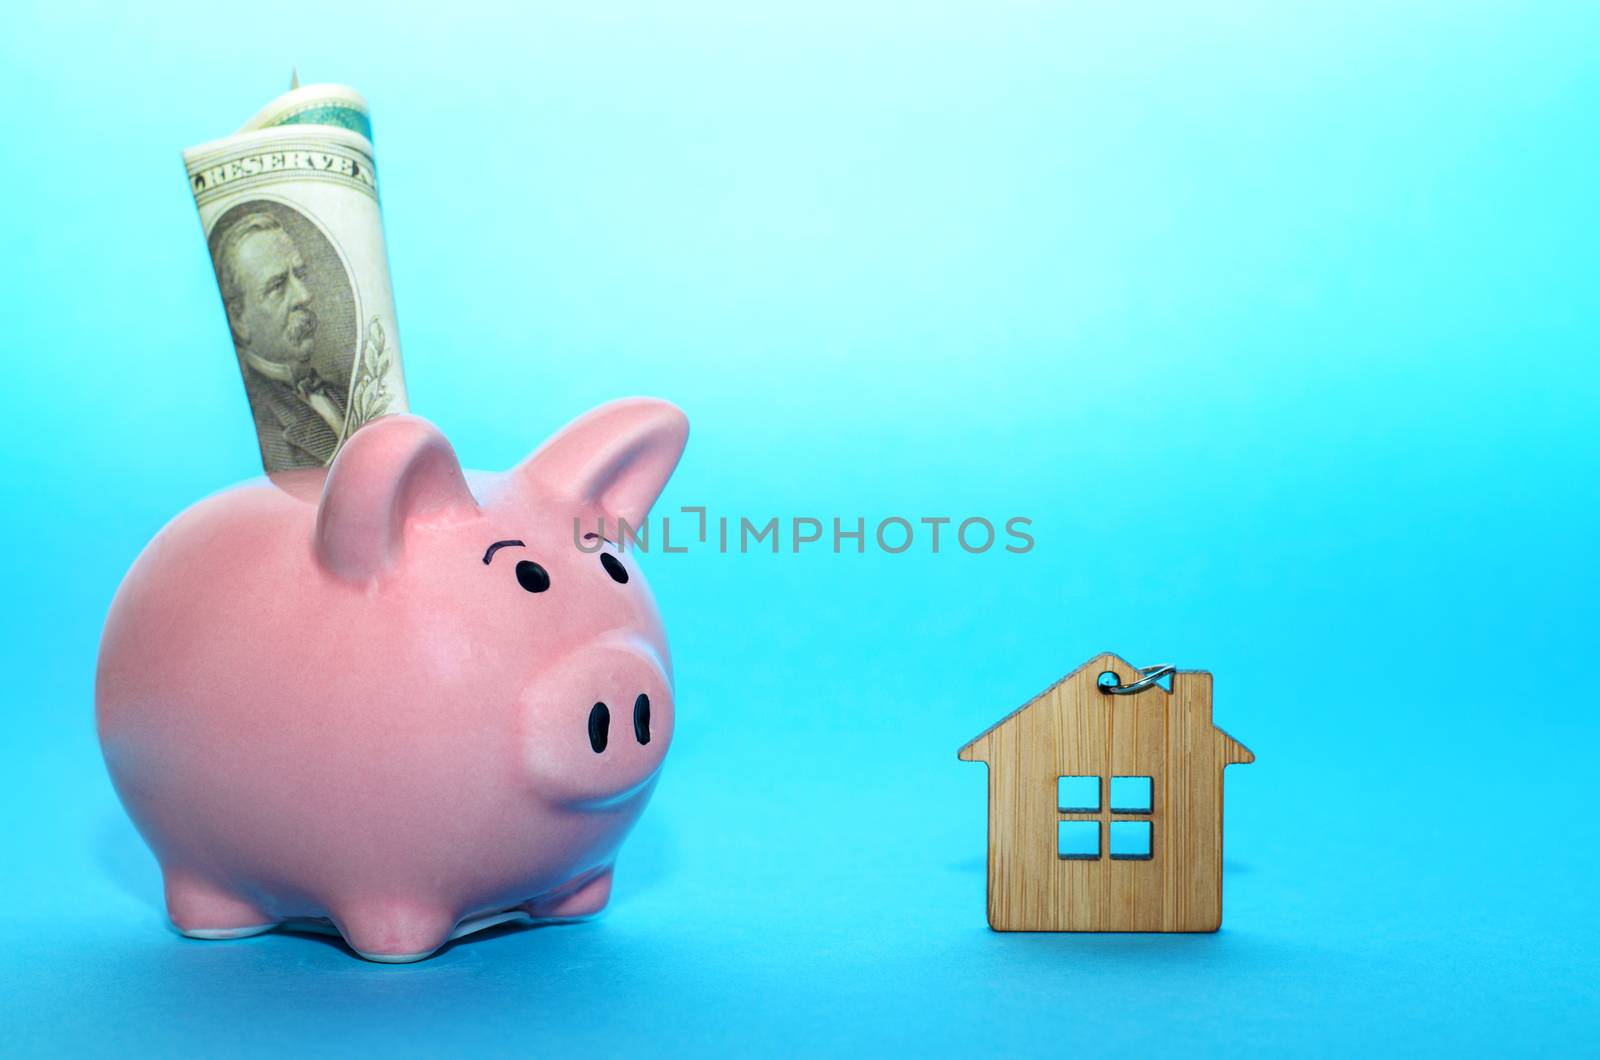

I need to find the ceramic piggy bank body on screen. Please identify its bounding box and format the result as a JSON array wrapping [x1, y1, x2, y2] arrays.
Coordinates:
[[96, 399, 687, 962]]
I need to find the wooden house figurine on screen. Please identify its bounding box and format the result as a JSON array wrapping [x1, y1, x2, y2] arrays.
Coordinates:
[[958, 653, 1253, 932]]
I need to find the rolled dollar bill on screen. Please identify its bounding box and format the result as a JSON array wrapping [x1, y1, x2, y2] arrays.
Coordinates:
[[185, 84, 407, 472]]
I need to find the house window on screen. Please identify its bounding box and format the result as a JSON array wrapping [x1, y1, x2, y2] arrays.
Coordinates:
[[1110, 820, 1153, 860], [1057, 774, 1154, 861], [1058, 820, 1100, 859], [1110, 776, 1152, 813], [1057, 775, 1100, 813]]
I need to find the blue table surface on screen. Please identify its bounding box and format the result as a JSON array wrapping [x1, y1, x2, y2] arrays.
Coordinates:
[[3, 2, 1597, 1054]]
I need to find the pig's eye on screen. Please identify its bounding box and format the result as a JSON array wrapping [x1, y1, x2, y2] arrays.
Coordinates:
[[515, 560, 551, 593], [600, 552, 629, 584]]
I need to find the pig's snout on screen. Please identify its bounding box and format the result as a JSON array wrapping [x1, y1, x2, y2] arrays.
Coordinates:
[[520, 634, 673, 808]]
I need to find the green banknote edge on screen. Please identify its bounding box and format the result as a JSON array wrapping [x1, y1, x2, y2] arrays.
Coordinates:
[[263, 104, 372, 142]]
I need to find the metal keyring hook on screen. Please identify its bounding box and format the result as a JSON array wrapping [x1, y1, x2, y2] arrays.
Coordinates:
[[1098, 664, 1176, 696]]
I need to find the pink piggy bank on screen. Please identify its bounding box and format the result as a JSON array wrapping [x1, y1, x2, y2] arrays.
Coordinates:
[[96, 398, 688, 962]]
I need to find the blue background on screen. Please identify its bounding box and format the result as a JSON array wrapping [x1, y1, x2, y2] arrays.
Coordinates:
[[3, 2, 1596, 1054]]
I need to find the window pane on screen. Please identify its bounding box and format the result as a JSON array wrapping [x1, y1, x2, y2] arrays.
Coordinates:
[[1058, 775, 1100, 812], [1110, 820, 1152, 860], [1110, 776, 1152, 813], [1058, 820, 1100, 860]]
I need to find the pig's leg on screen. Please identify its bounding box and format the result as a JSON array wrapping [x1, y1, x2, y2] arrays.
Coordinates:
[[521, 866, 614, 920], [164, 870, 275, 939], [332, 900, 456, 964]]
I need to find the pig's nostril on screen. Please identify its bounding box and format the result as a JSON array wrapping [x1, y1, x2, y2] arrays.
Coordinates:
[[588, 702, 609, 753], [633, 694, 651, 745]]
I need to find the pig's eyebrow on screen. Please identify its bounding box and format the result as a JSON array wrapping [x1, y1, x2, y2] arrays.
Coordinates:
[[482, 540, 526, 565]]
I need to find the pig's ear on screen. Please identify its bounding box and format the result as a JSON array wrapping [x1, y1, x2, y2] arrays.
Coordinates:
[[314, 415, 479, 582], [514, 398, 688, 527]]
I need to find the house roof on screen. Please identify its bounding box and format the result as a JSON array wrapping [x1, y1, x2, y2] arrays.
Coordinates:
[[957, 651, 1254, 764]]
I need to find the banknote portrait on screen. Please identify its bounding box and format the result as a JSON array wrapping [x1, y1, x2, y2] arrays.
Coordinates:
[[208, 199, 360, 469]]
